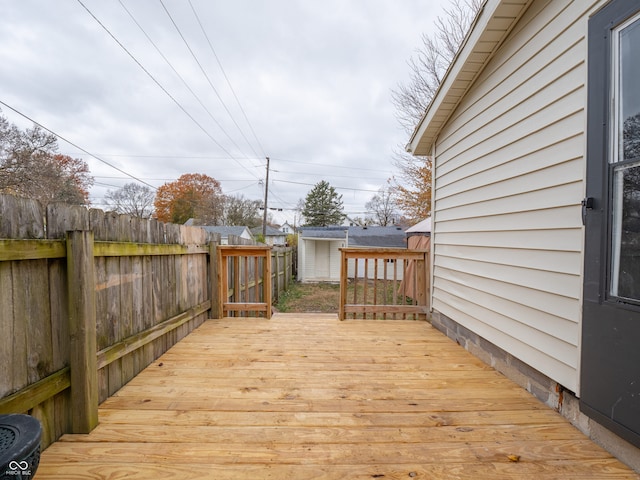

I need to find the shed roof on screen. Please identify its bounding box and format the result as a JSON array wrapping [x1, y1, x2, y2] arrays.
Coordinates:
[[299, 226, 347, 240], [407, 0, 532, 156], [347, 226, 407, 248], [405, 217, 432, 234], [299, 225, 407, 247]]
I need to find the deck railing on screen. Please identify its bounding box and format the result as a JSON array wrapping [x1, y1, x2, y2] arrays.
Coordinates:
[[339, 247, 429, 320], [217, 245, 272, 318]]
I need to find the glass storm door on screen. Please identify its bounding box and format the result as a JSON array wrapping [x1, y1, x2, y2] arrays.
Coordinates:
[[582, 0, 640, 448]]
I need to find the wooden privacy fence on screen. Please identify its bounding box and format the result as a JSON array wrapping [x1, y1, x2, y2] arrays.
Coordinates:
[[0, 194, 294, 449], [339, 247, 429, 320]]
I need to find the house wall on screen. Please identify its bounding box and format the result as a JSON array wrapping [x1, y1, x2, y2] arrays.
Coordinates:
[[430, 0, 607, 393]]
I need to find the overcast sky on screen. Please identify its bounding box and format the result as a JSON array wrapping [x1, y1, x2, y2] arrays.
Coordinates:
[[1, 0, 445, 225]]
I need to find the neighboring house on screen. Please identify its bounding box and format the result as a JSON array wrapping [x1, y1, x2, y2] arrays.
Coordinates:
[[199, 226, 254, 245], [251, 225, 287, 246], [407, 0, 640, 464], [297, 226, 407, 282], [280, 221, 294, 235]]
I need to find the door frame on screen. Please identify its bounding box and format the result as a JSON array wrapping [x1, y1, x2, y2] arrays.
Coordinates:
[[581, 0, 640, 448]]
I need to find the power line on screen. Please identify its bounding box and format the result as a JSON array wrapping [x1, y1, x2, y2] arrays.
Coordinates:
[[117, 0, 259, 167], [271, 157, 393, 174], [62, 152, 264, 162], [94, 175, 255, 182], [75, 0, 260, 181], [63, 151, 392, 176], [272, 178, 380, 193], [188, 0, 267, 158], [159, 0, 262, 162], [0, 99, 157, 190], [224, 181, 262, 194], [272, 168, 389, 181]]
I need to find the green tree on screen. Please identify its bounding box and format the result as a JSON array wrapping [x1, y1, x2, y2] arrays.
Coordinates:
[[301, 180, 345, 226]]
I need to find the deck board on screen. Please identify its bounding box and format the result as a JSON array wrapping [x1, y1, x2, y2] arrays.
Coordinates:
[[37, 313, 639, 479]]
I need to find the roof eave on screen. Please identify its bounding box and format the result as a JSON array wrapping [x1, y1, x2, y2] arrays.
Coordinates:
[[407, 0, 533, 156]]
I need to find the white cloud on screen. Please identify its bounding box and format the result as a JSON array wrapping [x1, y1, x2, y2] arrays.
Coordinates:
[[0, 0, 447, 224]]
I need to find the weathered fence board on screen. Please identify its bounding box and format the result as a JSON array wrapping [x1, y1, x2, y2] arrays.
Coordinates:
[[0, 193, 294, 449]]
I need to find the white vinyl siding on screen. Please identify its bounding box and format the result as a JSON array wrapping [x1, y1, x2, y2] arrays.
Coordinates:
[[430, 0, 607, 392]]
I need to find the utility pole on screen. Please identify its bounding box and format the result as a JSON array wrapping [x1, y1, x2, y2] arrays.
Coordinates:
[[262, 156, 270, 237]]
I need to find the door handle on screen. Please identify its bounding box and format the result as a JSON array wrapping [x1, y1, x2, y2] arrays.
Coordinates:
[[582, 197, 594, 225]]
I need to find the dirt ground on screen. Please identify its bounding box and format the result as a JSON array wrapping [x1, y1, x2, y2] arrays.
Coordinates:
[[275, 282, 340, 313]]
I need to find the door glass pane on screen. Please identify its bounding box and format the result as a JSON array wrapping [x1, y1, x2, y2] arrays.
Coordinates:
[[611, 15, 640, 300], [611, 162, 640, 300], [618, 17, 640, 162]]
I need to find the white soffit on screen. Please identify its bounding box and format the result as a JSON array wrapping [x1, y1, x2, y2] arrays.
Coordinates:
[[408, 0, 533, 156]]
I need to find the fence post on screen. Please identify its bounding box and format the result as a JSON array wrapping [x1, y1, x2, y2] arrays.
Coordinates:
[[339, 249, 347, 320], [217, 247, 226, 319], [66, 230, 98, 433], [284, 250, 290, 291], [273, 251, 279, 303], [209, 240, 220, 319], [417, 251, 428, 310], [264, 248, 272, 319]]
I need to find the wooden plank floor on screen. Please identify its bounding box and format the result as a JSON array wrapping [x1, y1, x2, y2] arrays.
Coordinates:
[[38, 313, 639, 479]]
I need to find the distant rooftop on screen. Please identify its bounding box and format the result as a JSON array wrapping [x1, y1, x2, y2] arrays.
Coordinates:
[[199, 226, 252, 237], [348, 226, 406, 248], [251, 225, 285, 237], [298, 225, 407, 248]]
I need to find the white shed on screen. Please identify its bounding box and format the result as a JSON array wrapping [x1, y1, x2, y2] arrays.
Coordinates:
[[297, 226, 407, 282], [297, 227, 346, 282], [408, 0, 640, 463]]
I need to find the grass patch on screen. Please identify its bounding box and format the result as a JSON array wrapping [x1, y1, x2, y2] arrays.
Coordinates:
[[275, 279, 413, 315], [276, 281, 340, 313]]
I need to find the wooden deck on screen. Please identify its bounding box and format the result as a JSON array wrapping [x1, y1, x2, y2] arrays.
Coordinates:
[[37, 313, 638, 479]]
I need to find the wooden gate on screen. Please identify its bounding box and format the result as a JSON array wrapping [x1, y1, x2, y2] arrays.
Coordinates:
[[217, 245, 272, 318]]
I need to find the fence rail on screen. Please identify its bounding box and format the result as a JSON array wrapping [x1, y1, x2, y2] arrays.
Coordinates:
[[218, 245, 272, 318], [0, 193, 293, 448], [339, 247, 429, 321]]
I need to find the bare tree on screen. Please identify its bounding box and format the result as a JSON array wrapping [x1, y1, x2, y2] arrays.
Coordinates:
[[391, 0, 482, 134], [105, 183, 155, 218], [389, 0, 481, 222], [223, 194, 262, 227], [365, 186, 398, 226]]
